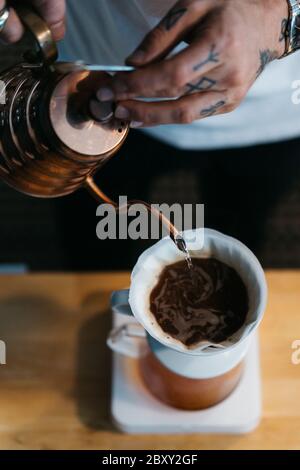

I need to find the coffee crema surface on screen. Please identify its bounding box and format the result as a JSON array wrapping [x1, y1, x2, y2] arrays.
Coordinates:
[[149, 258, 249, 346]]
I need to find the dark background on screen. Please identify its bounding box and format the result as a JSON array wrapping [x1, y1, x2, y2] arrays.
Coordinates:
[[1, 38, 300, 272], [1, 129, 300, 271]]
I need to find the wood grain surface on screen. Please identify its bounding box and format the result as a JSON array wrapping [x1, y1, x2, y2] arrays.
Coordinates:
[[0, 271, 299, 450]]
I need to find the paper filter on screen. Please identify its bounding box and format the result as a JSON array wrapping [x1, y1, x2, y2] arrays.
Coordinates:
[[128, 228, 267, 354]]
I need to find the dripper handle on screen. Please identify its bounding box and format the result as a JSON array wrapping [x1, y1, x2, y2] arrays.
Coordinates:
[[107, 289, 146, 359], [111, 290, 133, 317]]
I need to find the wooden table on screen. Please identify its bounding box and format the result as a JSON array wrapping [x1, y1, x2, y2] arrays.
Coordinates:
[[0, 271, 299, 450]]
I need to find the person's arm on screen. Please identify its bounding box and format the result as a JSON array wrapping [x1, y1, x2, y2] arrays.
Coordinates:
[[97, 0, 289, 127], [0, 0, 66, 43]]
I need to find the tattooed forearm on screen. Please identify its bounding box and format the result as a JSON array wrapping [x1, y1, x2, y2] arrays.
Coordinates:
[[200, 100, 226, 117], [279, 18, 289, 42], [256, 49, 279, 77], [185, 77, 217, 94], [162, 7, 188, 31], [193, 45, 220, 72]]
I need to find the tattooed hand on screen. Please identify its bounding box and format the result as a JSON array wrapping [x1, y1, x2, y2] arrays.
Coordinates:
[[97, 0, 289, 127]]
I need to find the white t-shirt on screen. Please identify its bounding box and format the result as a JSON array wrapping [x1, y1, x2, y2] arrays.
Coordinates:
[[58, 0, 300, 149]]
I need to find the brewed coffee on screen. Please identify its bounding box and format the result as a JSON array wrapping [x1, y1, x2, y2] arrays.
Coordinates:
[[150, 258, 249, 346]]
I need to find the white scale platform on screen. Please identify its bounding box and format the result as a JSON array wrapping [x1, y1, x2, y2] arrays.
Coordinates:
[[111, 312, 262, 434]]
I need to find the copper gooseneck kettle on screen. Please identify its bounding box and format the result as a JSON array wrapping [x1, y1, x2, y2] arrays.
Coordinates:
[[0, 7, 189, 252], [0, 7, 129, 204]]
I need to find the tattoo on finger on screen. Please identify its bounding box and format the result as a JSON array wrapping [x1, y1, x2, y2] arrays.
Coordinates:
[[200, 100, 226, 117], [185, 77, 216, 94], [256, 49, 279, 77], [162, 7, 188, 31], [193, 44, 220, 72], [279, 18, 289, 42]]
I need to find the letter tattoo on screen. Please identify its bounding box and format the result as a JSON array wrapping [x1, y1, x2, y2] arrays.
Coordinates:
[[162, 8, 188, 31], [279, 18, 289, 42], [185, 77, 216, 94], [256, 49, 279, 76], [200, 100, 226, 117], [193, 45, 220, 72]]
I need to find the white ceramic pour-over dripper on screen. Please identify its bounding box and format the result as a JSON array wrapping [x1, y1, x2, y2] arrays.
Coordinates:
[[128, 229, 267, 354], [107, 229, 267, 379]]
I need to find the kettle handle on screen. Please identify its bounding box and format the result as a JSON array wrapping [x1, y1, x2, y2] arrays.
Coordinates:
[[16, 6, 58, 64]]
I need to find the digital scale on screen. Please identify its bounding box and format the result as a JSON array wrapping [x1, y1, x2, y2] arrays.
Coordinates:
[[111, 311, 262, 434]]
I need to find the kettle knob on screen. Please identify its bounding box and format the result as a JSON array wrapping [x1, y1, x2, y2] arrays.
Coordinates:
[[47, 69, 129, 159]]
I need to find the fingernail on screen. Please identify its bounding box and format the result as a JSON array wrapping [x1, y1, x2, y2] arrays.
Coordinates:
[[130, 121, 144, 128], [97, 87, 114, 102], [128, 49, 146, 63], [115, 105, 130, 119], [51, 21, 66, 41]]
